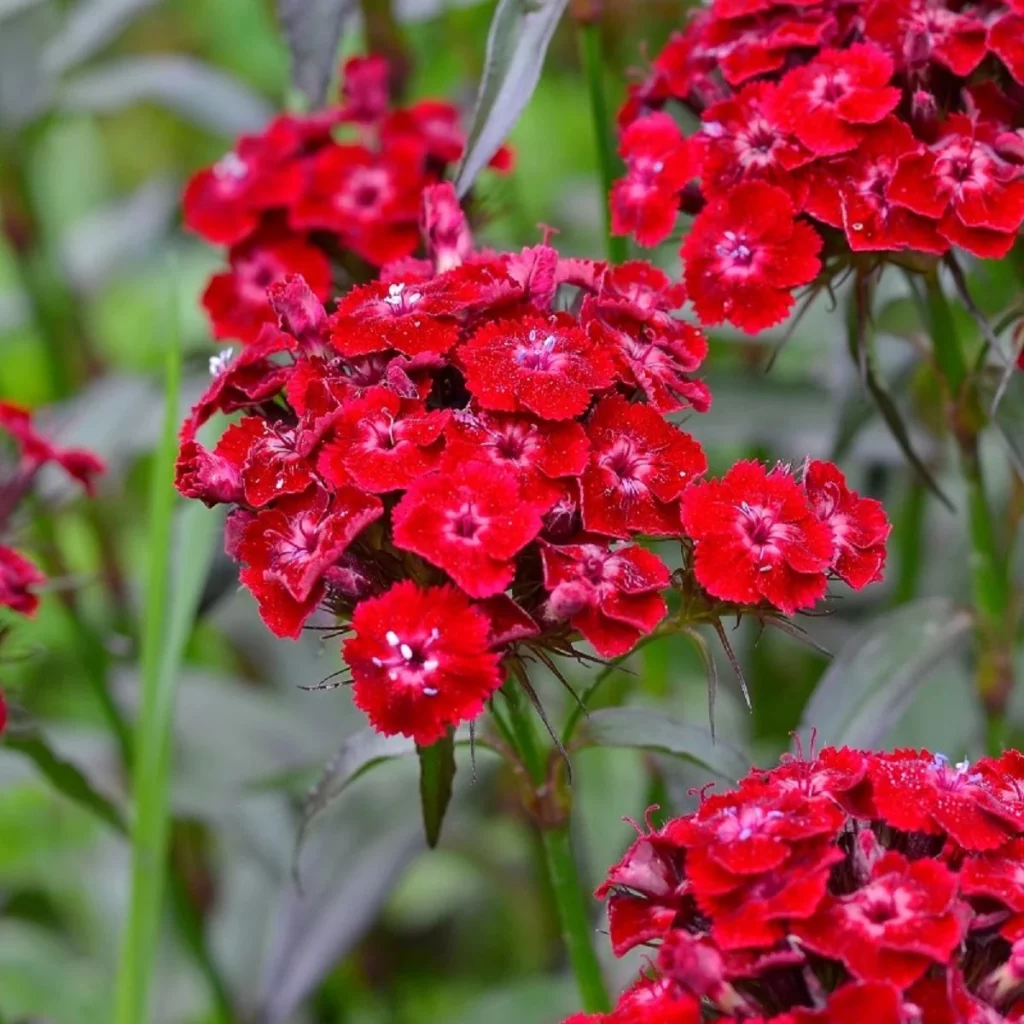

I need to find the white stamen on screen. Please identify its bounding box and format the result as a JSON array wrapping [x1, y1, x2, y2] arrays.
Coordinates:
[[423, 686, 438, 696], [385, 630, 400, 647], [423, 659, 439, 672], [209, 348, 234, 377], [399, 642, 414, 661], [213, 151, 247, 180]]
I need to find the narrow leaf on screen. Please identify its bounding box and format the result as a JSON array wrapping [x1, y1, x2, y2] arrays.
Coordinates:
[[276, 0, 356, 108], [293, 729, 415, 881], [43, 0, 161, 75], [418, 732, 456, 848], [799, 597, 972, 749], [4, 726, 126, 835], [576, 707, 750, 783], [453, 0, 569, 196]]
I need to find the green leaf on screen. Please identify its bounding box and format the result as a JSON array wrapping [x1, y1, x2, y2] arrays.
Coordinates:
[[453, 0, 570, 196], [276, 0, 356, 108], [294, 729, 416, 880], [3, 725, 126, 836], [799, 597, 973, 748], [418, 731, 456, 848], [575, 707, 750, 783]]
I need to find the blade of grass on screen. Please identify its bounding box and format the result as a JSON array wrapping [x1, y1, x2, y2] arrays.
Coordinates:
[[114, 277, 226, 1023]]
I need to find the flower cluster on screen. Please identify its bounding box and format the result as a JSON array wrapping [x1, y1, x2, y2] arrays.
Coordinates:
[[176, 177, 889, 747], [184, 54, 510, 345], [570, 745, 1024, 1023], [0, 403, 104, 618], [614, 0, 1024, 332]]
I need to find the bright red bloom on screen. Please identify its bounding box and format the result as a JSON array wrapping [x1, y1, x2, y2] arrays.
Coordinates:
[[0, 544, 45, 616], [541, 541, 670, 656], [226, 417, 320, 509], [238, 487, 383, 638], [328, 274, 468, 358], [343, 581, 502, 745], [440, 410, 589, 506], [863, 0, 987, 76], [339, 54, 391, 124], [317, 387, 448, 493], [889, 115, 1024, 258], [961, 839, 1024, 914], [580, 395, 707, 538], [990, 14, 1024, 85], [568, 978, 701, 1024], [682, 182, 822, 333], [767, 45, 900, 156], [611, 113, 698, 246], [792, 983, 910, 1024], [460, 314, 615, 421], [681, 460, 833, 614], [391, 461, 546, 598], [795, 848, 964, 987], [803, 460, 890, 589], [202, 230, 332, 344]]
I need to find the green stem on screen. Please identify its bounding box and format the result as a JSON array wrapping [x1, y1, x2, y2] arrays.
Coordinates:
[[924, 273, 1015, 719], [575, 18, 627, 265], [501, 683, 611, 1014], [890, 480, 927, 606]]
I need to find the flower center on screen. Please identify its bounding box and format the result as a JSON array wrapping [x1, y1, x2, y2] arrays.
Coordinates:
[[601, 439, 652, 496], [446, 502, 486, 542], [372, 627, 442, 694], [812, 71, 850, 106], [738, 502, 791, 555], [383, 282, 422, 314], [716, 231, 756, 272], [515, 330, 563, 371], [213, 151, 248, 183]]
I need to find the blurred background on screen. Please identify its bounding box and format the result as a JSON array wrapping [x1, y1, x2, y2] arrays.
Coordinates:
[[0, 1, 1021, 1021]]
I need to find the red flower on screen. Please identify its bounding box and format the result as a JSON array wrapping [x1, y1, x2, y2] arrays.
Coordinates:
[[328, 274, 468, 358], [541, 541, 670, 656], [202, 230, 332, 344], [391, 461, 546, 598], [989, 14, 1024, 86], [792, 982, 909, 1024], [863, 0, 987, 77], [289, 140, 425, 266], [440, 409, 589, 507], [699, 82, 812, 198], [339, 54, 391, 124], [803, 460, 890, 589], [766, 44, 900, 156], [611, 113, 698, 246], [460, 314, 615, 421], [0, 544, 45, 616], [682, 183, 822, 333], [228, 417, 320, 509], [317, 387, 448, 493], [343, 581, 502, 746], [580, 395, 706, 538], [420, 182, 473, 272], [568, 978, 701, 1024], [802, 118, 947, 254], [680, 460, 833, 614], [889, 115, 1024, 259], [794, 848, 965, 987], [182, 122, 304, 245], [174, 419, 246, 507], [961, 839, 1024, 914], [238, 487, 383, 638]]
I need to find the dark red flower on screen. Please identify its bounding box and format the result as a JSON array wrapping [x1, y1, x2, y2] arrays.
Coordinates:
[[381, 100, 467, 165], [0, 544, 45, 616], [238, 486, 383, 638], [961, 839, 1024, 914], [767, 44, 900, 156], [611, 113, 699, 246], [580, 395, 706, 538], [803, 460, 890, 589], [541, 541, 671, 656], [794, 848, 965, 987], [460, 314, 615, 421], [440, 409, 589, 507], [328, 274, 468, 358], [202, 230, 332, 344], [391, 461, 546, 598], [680, 460, 833, 614], [343, 581, 502, 745], [863, 0, 987, 76], [339, 54, 391, 124], [227, 417, 319, 509], [682, 182, 822, 333], [889, 115, 1024, 259], [317, 387, 448, 493]]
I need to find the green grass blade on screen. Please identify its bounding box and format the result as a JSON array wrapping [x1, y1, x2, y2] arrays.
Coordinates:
[[114, 280, 223, 1023]]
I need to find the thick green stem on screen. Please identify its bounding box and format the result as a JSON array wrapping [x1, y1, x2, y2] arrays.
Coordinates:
[[575, 16, 627, 265], [925, 273, 1015, 722], [502, 683, 611, 1014]]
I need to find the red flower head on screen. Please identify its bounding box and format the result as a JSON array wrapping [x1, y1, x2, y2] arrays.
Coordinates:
[[238, 486, 383, 638], [340, 54, 391, 124], [581, 395, 707, 538], [0, 544, 45, 617], [541, 541, 671, 656], [766, 44, 900, 156], [803, 460, 890, 589], [863, 0, 987, 76], [343, 581, 502, 745], [202, 229, 332, 344], [420, 182, 473, 272], [682, 182, 822, 333], [391, 461, 547, 598], [680, 460, 833, 614], [611, 113, 699, 247], [460, 314, 615, 421]]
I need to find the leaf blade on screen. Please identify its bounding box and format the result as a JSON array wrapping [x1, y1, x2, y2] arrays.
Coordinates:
[[276, 0, 356, 108], [453, 0, 569, 197], [418, 732, 456, 848]]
